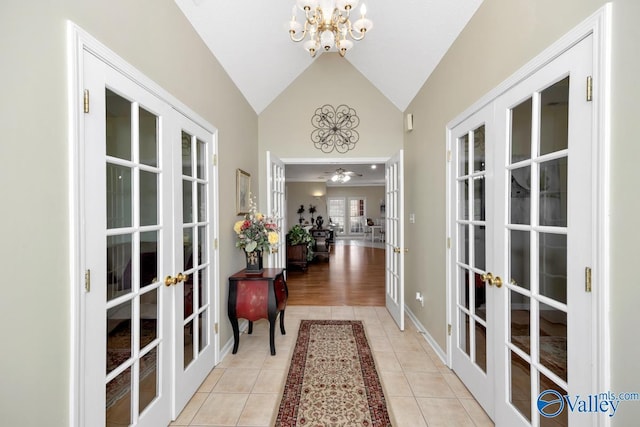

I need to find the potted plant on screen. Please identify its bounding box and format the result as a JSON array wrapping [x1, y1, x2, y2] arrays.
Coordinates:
[[286, 224, 315, 270], [308, 204, 317, 223]]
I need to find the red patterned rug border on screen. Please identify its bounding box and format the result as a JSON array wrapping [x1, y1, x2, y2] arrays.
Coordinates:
[[275, 320, 392, 426]]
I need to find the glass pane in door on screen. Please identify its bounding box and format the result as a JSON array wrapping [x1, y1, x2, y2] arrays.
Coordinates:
[[473, 126, 485, 172], [510, 167, 531, 225], [539, 302, 567, 382], [510, 351, 531, 422], [539, 158, 567, 227], [106, 89, 132, 161], [540, 77, 569, 155], [510, 98, 532, 163]]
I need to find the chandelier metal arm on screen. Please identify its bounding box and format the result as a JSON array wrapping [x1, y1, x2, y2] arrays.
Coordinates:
[[289, 20, 310, 42], [346, 22, 366, 41]]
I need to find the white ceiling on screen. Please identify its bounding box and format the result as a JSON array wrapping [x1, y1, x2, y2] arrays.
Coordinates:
[[175, 0, 483, 185], [175, 0, 483, 114], [286, 163, 386, 186]]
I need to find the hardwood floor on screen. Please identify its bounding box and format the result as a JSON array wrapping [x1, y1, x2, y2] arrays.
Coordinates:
[[285, 241, 385, 306]]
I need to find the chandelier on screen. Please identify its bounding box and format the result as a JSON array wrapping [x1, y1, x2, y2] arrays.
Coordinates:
[[289, 0, 373, 57]]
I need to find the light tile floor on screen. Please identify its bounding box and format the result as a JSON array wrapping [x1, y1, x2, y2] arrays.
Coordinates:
[[170, 306, 494, 427]]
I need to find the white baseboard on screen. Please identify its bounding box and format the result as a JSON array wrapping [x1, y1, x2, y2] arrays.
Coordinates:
[[217, 320, 249, 364], [405, 305, 448, 367]]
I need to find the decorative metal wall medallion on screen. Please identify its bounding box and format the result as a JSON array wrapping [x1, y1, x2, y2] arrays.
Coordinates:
[[311, 104, 360, 153]]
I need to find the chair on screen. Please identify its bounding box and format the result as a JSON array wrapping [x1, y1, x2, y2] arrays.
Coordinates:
[[362, 218, 373, 240], [376, 223, 386, 242]]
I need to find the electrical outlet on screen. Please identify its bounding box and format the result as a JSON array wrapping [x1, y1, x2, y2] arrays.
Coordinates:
[[415, 292, 424, 307]]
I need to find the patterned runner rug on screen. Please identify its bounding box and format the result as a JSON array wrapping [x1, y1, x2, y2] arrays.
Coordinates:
[[275, 320, 391, 426]]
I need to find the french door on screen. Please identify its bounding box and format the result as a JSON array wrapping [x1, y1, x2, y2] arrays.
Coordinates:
[[81, 48, 217, 426], [266, 151, 286, 268], [450, 104, 496, 417], [385, 150, 405, 330], [172, 114, 218, 413], [450, 35, 594, 426], [493, 35, 593, 427]]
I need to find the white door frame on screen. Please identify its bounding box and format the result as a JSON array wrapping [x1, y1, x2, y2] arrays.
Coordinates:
[[279, 156, 390, 233], [445, 2, 611, 421], [278, 155, 404, 328], [68, 22, 220, 426]]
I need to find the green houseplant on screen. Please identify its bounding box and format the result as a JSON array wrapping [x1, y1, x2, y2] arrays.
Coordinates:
[[286, 225, 315, 268], [287, 225, 315, 259]]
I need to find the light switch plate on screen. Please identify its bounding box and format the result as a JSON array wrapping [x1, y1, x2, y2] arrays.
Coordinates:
[[409, 213, 415, 223]]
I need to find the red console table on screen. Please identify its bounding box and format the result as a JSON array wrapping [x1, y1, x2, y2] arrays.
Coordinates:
[[227, 268, 288, 356]]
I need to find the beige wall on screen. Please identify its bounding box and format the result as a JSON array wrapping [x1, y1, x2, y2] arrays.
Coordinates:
[[0, 0, 256, 425], [404, 0, 640, 424], [285, 182, 329, 230]]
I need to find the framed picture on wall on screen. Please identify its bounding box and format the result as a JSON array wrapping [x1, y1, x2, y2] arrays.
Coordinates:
[[236, 169, 251, 215]]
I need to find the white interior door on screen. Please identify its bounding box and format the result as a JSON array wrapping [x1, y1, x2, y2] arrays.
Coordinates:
[[172, 115, 219, 415], [449, 104, 496, 417], [493, 34, 594, 427], [82, 51, 173, 427], [266, 151, 286, 268], [385, 150, 405, 330]]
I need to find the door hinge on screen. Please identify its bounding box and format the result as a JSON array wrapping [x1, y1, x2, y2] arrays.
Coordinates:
[[585, 267, 592, 292], [84, 269, 91, 292], [212, 154, 217, 166], [448, 324, 452, 336], [447, 237, 451, 249], [586, 76, 593, 102], [214, 238, 218, 250], [447, 150, 452, 162], [83, 89, 90, 113], [214, 322, 219, 334]]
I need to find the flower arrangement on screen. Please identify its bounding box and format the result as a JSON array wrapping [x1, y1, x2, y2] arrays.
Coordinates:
[[233, 196, 280, 253]]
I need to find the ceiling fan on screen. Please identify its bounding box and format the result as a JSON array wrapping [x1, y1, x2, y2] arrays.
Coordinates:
[[326, 167, 362, 183]]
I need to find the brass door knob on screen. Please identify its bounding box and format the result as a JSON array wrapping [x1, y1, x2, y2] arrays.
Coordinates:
[[480, 272, 503, 288], [493, 276, 503, 288], [481, 272, 494, 285], [165, 275, 177, 287], [394, 247, 401, 253], [177, 273, 188, 283]]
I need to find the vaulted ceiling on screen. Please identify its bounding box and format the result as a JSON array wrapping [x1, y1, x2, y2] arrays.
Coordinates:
[[175, 0, 483, 114]]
